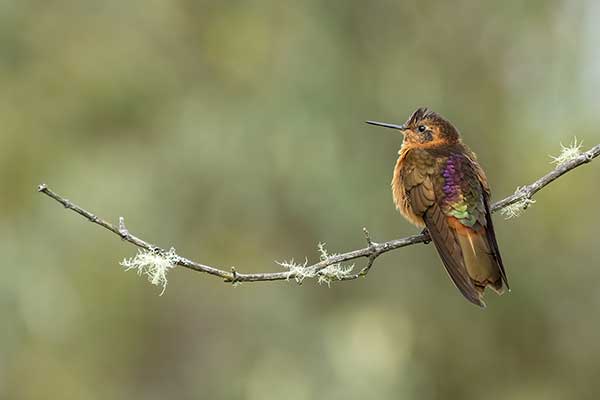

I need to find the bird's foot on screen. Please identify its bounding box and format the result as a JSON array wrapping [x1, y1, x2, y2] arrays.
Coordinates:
[[421, 228, 431, 244]]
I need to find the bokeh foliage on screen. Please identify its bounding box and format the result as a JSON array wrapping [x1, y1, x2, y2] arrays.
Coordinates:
[[2, 1, 600, 399]]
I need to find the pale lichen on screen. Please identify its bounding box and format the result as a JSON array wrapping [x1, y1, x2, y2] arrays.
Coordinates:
[[276, 258, 312, 283], [500, 187, 536, 219], [317, 242, 329, 260], [120, 248, 179, 295], [501, 138, 584, 220], [550, 137, 583, 166], [317, 263, 355, 287], [315, 242, 354, 286], [276, 243, 354, 286]]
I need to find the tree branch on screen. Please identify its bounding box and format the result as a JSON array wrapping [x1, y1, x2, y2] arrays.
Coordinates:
[[37, 143, 600, 286]]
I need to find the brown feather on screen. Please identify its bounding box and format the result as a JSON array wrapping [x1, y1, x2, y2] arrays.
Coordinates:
[[383, 109, 509, 306], [481, 190, 509, 289], [392, 144, 508, 306], [423, 205, 484, 307]]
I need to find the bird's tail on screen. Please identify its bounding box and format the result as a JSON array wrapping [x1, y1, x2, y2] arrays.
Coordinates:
[[455, 230, 504, 296]]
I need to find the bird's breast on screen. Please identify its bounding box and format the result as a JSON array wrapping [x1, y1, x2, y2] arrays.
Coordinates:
[[392, 149, 426, 227]]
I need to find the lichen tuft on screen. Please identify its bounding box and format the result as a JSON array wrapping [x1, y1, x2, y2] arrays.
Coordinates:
[[500, 187, 536, 219], [276, 242, 355, 286], [550, 137, 582, 166], [120, 248, 179, 295]]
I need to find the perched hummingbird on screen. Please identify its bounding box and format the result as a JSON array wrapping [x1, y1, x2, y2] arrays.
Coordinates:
[[367, 107, 509, 307]]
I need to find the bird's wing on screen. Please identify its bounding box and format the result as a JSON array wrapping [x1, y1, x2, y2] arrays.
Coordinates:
[[463, 152, 509, 288], [481, 190, 509, 288], [402, 153, 483, 306], [424, 202, 484, 306], [464, 147, 491, 195]]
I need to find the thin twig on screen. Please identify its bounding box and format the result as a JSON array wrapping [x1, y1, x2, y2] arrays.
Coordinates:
[[37, 143, 600, 285]]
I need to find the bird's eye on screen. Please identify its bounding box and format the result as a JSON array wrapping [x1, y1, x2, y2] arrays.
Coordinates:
[[418, 125, 427, 132]]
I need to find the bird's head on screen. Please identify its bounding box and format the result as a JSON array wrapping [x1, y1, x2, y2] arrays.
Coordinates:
[[367, 107, 460, 147]]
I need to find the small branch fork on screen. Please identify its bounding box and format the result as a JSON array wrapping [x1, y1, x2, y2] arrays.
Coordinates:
[[38, 143, 600, 285]]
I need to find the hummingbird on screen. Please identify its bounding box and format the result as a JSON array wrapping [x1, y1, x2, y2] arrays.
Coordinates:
[[367, 107, 509, 307]]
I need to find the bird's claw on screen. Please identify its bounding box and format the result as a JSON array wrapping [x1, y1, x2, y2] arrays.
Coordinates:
[[421, 228, 431, 244]]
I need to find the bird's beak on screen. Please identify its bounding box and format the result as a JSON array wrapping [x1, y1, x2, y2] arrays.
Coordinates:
[[366, 120, 407, 132]]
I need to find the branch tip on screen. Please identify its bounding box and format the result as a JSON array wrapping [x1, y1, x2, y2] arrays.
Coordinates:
[[363, 227, 375, 247], [118, 217, 129, 237]]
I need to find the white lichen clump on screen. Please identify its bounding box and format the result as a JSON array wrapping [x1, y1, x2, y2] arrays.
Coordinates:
[[317, 264, 355, 287], [276, 242, 354, 286], [500, 197, 536, 219], [120, 248, 179, 295], [550, 137, 582, 165], [315, 242, 354, 287], [277, 258, 312, 283], [500, 186, 536, 219]]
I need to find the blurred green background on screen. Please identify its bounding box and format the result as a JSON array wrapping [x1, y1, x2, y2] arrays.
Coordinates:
[[2, 1, 600, 399]]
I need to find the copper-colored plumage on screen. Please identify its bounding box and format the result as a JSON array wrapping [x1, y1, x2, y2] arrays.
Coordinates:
[[368, 108, 508, 307]]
